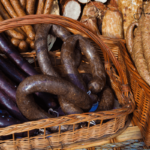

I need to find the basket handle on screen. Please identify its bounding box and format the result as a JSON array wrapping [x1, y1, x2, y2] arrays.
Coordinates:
[[0, 14, 128, 86]]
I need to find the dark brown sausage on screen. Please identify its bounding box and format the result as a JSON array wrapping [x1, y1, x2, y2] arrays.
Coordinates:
[[78, 35, 106, 93], [16, 75, 91, 131], [0, 90, 27, 122], [0, 33, 57, 109], [58, 96, 83, 115], [35, 24, 89, 115], [16, 75, 91, 116], [96, 86, 114, 111], [61, 35, 98, 103], [35, 24, 58, 76], [51, 25, 71, 41], [0, 56, 27, 84], [0, 33, 37, 76], [35, 25, 90, 114], [35, 24, 80, 76], [61, 35, 87, 92], [0, 70, 17, 103], [61, 34, 106, 94], [81, 73, 93, 86], [52, 25, 82, 67]]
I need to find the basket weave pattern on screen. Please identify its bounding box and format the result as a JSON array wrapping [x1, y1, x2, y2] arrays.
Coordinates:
[[118, 41, 150, 146], [0, 15, 134, 149]]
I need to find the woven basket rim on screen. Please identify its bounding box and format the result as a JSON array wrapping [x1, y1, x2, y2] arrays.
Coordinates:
[[0, 106, 132, 136]]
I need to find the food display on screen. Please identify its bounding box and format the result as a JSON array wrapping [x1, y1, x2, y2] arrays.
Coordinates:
[[0, 0, 143, 139]]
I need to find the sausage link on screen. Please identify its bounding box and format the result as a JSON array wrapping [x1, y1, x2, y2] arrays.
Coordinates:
[[18, 40, 28, 52], [126, 22, 138, 59], [0, 1, 25, 36], [35, 24, 82, 76], [61, 35, 98, 103], [78, 36, 106, 93], [11, 38, 21, 47], [19, 0, 26, 10], [96, 86, 114, 111], [36, 0, 45, 14], [133, 15, 150, 85], [16, 75, 91, 119], [43, 0, 54, 14], [1, 0, 18, 18], [34, 0, 46, 31], [35, 24, 91, 116], [26, 0, 36, 14], [26, 38, 35, 49], [10, 0, 35, 40], [0, 14, 25, 40]]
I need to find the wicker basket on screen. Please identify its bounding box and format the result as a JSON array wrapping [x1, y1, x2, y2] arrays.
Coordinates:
[[0, 15, 135, 149], [119, 40, 150, 147]]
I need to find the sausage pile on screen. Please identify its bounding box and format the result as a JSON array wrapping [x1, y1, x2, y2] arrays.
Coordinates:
[[0, 0, 133, 137], [0, 23, 115, 136], [16, 24, 115, 132], [126, 1, 150, 86]]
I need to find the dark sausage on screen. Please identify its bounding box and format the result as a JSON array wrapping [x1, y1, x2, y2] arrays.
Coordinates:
[[0, 33, 57, 109], [51, 25, 71, 41], [0, 56, 27, 84], [35, 24, 88, 115], [78, 35, 106, 93], [16, 75, 91, 131], [61, 35, 87, 92], [0, 70, 17, 103], [0, 33, 37, 76], [35, 24, 76, 76], [35, 24, 58, 76], [96, 86, 114, 111], [16, 75, 91, 114], [0, 56, 57, 109], [58, 96, 83, 115], [61, 35, 98, 103], [0, 90, 27, 122], [81, 73, 93, 86]]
